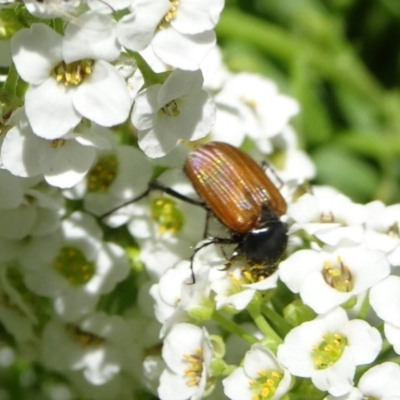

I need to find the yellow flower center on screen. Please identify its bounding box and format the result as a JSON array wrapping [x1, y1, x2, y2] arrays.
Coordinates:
[[161, 99, 180, 117], [249, 369, 283, 400], [183, 347, 204, 387], [388, 221, 399, 239], [322, 256, 354, 292], [312, 332, 347, 369], [87, 155, 118, 193], [53, 246, 95, 286], [53, 59, 94, 86], [67, 324, 105, 348], [158, 0, 179, 28], [151, 197, 184, 235]]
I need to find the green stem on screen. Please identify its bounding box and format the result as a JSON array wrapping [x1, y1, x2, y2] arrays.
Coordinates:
[[261, 304, 291, 337], [3, 63, 18, 95], [247, 302, 282, 349], [212, 310, 258, 345], [357, 291, 370, 321], [126, 50, 170, 87]]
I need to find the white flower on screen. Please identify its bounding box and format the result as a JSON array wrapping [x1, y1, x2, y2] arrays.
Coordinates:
[[364, 200, 400, 267], [64, 129, 152, 217], [0, 274, 36, 343], [279, 246, 390, 314], [117, 0, 223, 69], [0, 170, 63, 241], [23, 0, 81, 19], [11, 19, 131, 139], [370, 275, 400, 354], [1, 108, 112, 188], [212, 73, 299, 149], [288, 187, 368, 247], [325, 362, 400, 400], [132, 69, 215, 158], [20, 212, 130, 322], [277, 307, 382, 396], [41, 313, 137, 385], [158, 323, 213, 400], [211, 261, 279, 312], [223, 344, 292, 400], [150, 260, 214, 332], [357, 362, 400, 399]]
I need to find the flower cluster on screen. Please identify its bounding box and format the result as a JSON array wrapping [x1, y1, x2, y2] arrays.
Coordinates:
[[0, 1, 398, 400]]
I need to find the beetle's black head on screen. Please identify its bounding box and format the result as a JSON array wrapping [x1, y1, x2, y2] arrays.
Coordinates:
[[238, 206, 288, 276]]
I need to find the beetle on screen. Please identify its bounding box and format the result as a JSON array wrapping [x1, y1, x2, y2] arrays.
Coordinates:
[[103, 141, 288, 281], [183, 141, 288, 280]]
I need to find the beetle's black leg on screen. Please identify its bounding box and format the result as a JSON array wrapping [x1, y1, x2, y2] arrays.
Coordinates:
[[188, 236, 239, 284]]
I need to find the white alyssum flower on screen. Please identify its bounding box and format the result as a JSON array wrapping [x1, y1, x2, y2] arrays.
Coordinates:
[[0, 170, 63, 241], [150, 260, 214, 333], [211, 261, 280, 312], [41, 313, 137, 386], [277, 307, 382, 397], [324, 362, 400, 400], [364, 200, 400, 267], [212, 73, 299, 149], [11, 17, 131, 139], [370, 275, 400, 354], [64, 129, 152, 217], [1, 108, 112, 188], [0, 271, 36, 343], [20, 212, 130, 322], [288, 187, 368, 247], [158, 323, 213, 400], [279, 246, 390, 314], [223, 344, 292, 400], [132, 69, 215, 158], [122, 169, 207, 277], [117, 0, 224, 70], [23, 0, 81, 19]]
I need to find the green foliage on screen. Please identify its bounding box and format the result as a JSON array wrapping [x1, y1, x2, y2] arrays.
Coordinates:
[[218, 0, 400, 204]]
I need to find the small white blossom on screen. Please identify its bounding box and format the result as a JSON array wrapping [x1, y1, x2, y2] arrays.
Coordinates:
[[325, 362, 400, 400], [364, 200, 400, 267], [212, 73, 299, 149], [20, 212, 130, 322], [117, 0, 223, 69], [279, 246, 390, 314], [132, 69, 215, 158], [23, 0, 81, 19], [11, 19, 131, 139], [223, 344, 292, 400], [288, 187, 368, 247], [0, 170, 63, 241], [158, 323, 213, 400], [1, 108, 112, 188], [211, 261, 279, 312], [277, 307, 382, 396], [370, 275, 400, 354], [41, 313, 135, 385], [64, 129, 152, 217]]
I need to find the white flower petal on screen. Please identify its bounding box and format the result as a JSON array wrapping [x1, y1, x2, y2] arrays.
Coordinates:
[[1, 126, 43, 177], [172, 0, 224, 34], [25, 79, 81, 139], [41, 139, 95, 188], [152, 28, 216, 70], [63, 12, 120, 63], [116, 0, 170, 51], [370, 275, 400, 327], [72, 60, 131, 127], [11, 23, 62, 84]]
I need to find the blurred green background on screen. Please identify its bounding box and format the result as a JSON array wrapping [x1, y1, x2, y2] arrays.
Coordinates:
[[217, 0, 400, 204]]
